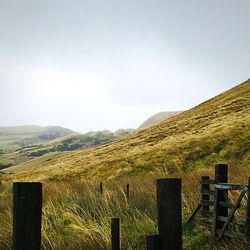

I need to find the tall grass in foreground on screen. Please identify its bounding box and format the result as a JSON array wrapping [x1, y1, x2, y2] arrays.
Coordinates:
[[0, 165, 249, 249]]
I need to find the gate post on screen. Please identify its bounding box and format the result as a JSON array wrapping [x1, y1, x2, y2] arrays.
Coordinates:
[[212, 164, 228, 239]]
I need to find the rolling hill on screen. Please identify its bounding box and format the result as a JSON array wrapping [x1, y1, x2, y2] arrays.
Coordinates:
[[17, 129, 135, 158], [0, 125, 74, 146], [0, 125, 75, 169], [0, 127, 135, 170], [2, 79, 250, 182], [137, 111, 182, 130]]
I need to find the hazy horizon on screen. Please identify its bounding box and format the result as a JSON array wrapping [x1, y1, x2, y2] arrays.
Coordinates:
[[1, 0, 249, 132]]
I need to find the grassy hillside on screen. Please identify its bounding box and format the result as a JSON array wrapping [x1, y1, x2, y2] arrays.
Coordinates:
[[2, 79, 250, 182], [137, 111, 182, 130], [0, 80, 249, 250], [1, 165, 249, 249]]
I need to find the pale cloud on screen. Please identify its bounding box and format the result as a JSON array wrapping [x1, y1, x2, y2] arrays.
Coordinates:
[[18, 67, 111, 105], [0, 0, 249, 131]]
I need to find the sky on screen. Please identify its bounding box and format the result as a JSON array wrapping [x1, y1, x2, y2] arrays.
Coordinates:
[[0, 0, 249, 132]]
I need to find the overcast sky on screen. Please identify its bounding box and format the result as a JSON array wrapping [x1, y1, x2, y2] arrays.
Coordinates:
[[0, 0, 249, 132]]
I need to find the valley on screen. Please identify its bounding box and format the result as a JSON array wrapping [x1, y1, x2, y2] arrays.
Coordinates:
[[1, 79, 249, 182]]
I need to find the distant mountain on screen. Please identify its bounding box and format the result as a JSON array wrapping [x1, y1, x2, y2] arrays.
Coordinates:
[[0, 127, 134, 170], [0, 125, 75, 169], [0, 125, 74, 147], [138, 111, 182, 130], [22, 129, 135, 157], [38, 126, 74, 141]]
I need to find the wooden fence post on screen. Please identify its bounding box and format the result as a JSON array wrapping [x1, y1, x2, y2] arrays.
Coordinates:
[[111, 218, 120, 250], [146, 235, 161, 250], [246, 177, 250, 240], [126, 184, 129, 198], [12, 182, 42, 250], [100, 182, 103, 194], [157, 178, 182, 250], [201, 176, 210, 217], [215, 163, 228, 222], [212, 164, 228, 239]]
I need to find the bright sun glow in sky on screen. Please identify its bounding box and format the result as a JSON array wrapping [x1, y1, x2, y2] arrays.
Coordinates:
[[0, 0, 249, 132]]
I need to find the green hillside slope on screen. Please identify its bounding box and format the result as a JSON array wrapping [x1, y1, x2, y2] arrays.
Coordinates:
[[2, 79, 250, 182]]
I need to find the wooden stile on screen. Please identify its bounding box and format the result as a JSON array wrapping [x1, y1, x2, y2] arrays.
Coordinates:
[[201, 176, 210, 217], [187, 164, 249, 242], [217, 188, 247, 242], [12, 182, 42, 250], [201, 179, 215, 185], [186, 176, 213, 224], [186, 204, 201, 224]]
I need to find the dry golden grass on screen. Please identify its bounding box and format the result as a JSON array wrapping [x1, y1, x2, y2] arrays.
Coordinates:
[[1, 164, 250, 249]]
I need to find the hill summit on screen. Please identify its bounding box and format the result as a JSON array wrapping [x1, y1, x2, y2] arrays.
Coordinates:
[[138, 111, 182, 130]]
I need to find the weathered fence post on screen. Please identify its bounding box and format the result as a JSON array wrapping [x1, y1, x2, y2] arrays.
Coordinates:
[[157, 178, 182, 250], [246, 177, 250, 240], [201, 176, 210, 217], [111, 217, 120, 250], [126, 184, 129, 198], [212, 164, 228, 239], [13, 182, 42, 250], [215, 163, 228, 221], [146, 235, 161, 250], [100, 182, 103, 194]]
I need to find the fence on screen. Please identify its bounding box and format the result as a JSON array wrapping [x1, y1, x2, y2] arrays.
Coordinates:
[[10, 163, 250, 249], [11, 179, 182, 250], [187, 164, 250, 244]]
